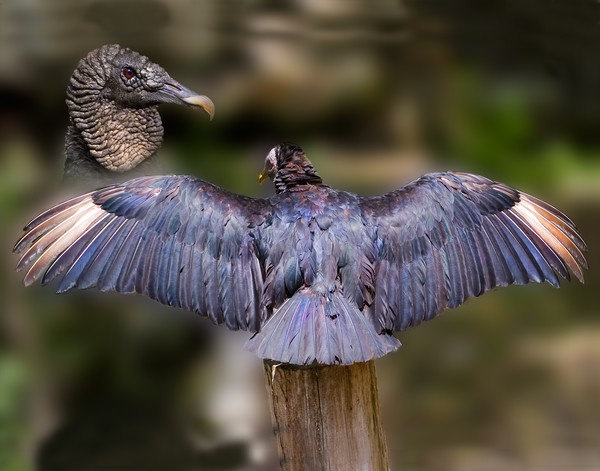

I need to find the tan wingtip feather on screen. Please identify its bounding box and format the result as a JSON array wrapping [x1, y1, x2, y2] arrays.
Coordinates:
[[520, 193, 587, 251], [514, 198, 587, 283], [21, 204, 107, 286], [14, 199, 96, 257]]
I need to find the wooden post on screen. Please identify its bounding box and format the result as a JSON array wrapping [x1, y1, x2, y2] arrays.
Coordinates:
[[263, 360, 390, 471]]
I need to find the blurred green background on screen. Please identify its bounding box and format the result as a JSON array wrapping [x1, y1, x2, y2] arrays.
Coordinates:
[[1, 1, 599, 470]]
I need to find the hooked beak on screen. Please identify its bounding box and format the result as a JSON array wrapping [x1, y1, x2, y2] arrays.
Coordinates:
[[181, 94, 215, 120], [160, 79, 215, 120], [259, 147, 278, 183]]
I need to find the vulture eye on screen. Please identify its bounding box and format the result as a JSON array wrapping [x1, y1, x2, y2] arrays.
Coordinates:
[[122, 67, 136, 80]]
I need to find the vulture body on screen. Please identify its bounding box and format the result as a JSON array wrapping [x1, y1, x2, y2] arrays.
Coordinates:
[[15, 144, 587, 365], [63, 44, 214, 181]]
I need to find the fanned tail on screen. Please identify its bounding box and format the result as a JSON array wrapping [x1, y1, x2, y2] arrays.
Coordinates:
[[245, 288, 400, 365]]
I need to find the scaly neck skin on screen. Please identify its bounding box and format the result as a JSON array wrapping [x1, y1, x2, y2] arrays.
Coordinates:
[[63, 116, 162, 181], [65, 92, 163, 175], [273, 156, 324, 193]]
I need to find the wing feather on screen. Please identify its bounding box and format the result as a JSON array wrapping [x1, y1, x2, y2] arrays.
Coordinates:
[[14, 175, 272, 332], [360, 172, 587, 332]]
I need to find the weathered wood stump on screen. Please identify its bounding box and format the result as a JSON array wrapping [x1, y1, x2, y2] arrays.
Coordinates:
[[263, 360, 390, 471]]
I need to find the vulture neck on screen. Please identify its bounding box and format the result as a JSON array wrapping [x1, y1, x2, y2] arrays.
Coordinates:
[[65, 96, 163, 175], [273, 158, 324, 193]]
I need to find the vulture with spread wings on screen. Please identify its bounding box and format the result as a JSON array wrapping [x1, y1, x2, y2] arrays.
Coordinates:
[[14, 143, 587, 365]]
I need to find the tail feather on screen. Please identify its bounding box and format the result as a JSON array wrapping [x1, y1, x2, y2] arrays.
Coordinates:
[[245, 289, 400, 365]]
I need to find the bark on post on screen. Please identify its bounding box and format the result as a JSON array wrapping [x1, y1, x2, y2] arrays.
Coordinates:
[[263, 360, 390, 471]]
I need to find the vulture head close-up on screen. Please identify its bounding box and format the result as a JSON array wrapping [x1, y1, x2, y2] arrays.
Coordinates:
[[14, 142, 587, 366], [64, 44, 214, 181]]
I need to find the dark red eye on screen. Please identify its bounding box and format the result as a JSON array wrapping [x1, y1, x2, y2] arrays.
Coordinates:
[[122, 67, 136, 80]]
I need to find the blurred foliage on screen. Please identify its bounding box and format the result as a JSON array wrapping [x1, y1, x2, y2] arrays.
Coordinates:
[[0, 0, 599, 470], [0, 354, 29, 471], [434, 71, 600, 194]]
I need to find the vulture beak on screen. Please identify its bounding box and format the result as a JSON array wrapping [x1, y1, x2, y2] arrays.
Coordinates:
[[182, 94, 215, 120], [160, 79, 215, 120], [258, 147, 278, 183]]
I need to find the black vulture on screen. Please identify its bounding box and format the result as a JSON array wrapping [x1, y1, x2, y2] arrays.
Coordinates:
[[63, 44, 214, 181], [14, 143, 587, 365]]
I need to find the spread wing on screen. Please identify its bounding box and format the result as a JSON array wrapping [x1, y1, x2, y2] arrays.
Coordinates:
[[14, 175, 273, 332], [359, 172, 587, 333]]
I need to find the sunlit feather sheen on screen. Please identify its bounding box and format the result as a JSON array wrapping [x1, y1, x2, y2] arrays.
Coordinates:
[[20, 203, 106, 285], [513, 199, 585, 281]]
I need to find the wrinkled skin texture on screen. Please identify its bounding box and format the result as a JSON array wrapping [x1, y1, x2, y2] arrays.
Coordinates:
[[64, 44, 213, 181]]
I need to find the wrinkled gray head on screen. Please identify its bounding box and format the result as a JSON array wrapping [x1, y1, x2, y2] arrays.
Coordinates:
[[64, 44, 214, 177]]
